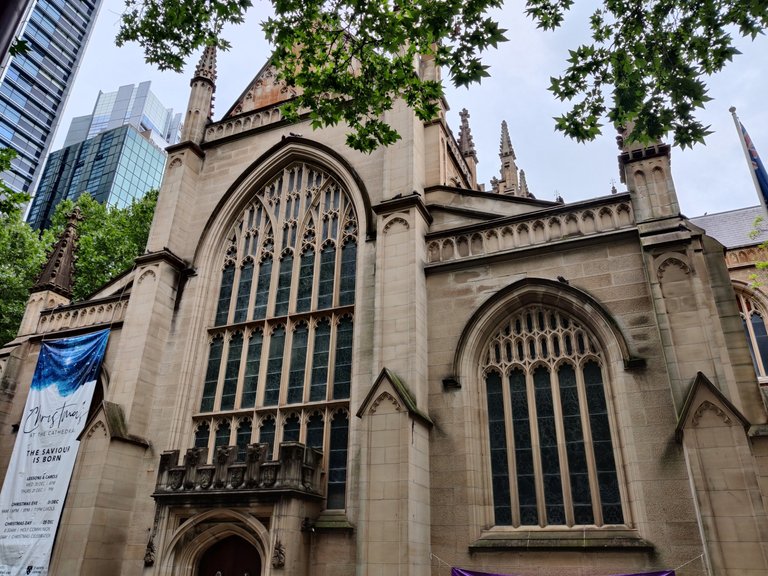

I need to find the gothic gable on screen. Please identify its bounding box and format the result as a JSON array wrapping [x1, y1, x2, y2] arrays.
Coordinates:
[[356, 368, 432, 426], [675, 371, 751, 442], [222, 61, 299, 119]]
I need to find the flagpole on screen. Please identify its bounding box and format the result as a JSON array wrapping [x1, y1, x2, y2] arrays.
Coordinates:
[[730, 106, 768, 215]]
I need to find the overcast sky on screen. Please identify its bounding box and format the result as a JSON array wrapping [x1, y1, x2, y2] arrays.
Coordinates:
[[54, 0, 768, 218]]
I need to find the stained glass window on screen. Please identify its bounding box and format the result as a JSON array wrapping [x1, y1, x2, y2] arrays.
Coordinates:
[[194, 422, 210, 448], [482, 304, 624, 527], [197, 161, 359, 510], [236, 419, 252, 461], [215, 420, 231, 447], [220, 333, 243, 410], [200, 336, 223, 412], [327, 410, 349, 509], [736, 289, 768, 378], [214, 263, 235, 326], [233, 260, 253, 323]]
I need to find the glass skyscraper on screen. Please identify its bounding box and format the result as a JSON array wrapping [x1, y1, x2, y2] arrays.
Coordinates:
[[26, 80, 181, 230], [63, 81, 182, 149], [26, 124, 167, 229], [0, 0, 103, 196]]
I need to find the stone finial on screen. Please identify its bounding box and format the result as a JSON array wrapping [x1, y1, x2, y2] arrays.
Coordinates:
[[499, 120, 515, 159], [32, 207, 82, 297], [458, 108, 477, 160], [519, 169, 530, 197], [194, 44, 218, 84]]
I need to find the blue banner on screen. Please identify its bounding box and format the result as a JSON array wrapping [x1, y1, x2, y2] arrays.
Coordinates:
[[0, 329, 109, 576]]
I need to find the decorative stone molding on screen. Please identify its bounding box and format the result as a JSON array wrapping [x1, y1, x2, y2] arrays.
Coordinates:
[[154, 442, 323, 501], [656, 256, 691, 281], [168, 156, 182, 169], [426, 200, 633, 264], [726, 246, 768, 269], [369, 391, 402, 414], [85, 420, 108, 439], [691, 400, 732, 427], [138, 268, 157, 284], [271, 540, 286, 568], [38, 296, 128, 334], [205, 107, 284, 143], [382, 216, 410, 234]]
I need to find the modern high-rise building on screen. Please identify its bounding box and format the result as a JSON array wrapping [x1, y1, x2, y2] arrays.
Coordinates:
[[63, 81, 182, 149], [26, 81, 181, 229], [26, 123, 167, 229], [0, 0, 103, 196]]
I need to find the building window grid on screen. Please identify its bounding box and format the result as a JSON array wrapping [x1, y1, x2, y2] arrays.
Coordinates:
[[482, 305, 625, 528], [195, 162, 358, 509]]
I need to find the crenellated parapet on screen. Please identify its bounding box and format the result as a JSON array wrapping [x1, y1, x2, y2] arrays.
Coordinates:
[[426, 196, 634, 264], [154, 442, 324, 501]]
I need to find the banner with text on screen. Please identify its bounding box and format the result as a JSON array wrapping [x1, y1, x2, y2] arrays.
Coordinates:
[[0, 329, 109, 576]]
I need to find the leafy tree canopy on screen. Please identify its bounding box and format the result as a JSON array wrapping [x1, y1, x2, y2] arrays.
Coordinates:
[[0, 211, 51, 345], [0, 148, 30, 217], [117, 0, 767, 151], [49, 190, 159, 300]]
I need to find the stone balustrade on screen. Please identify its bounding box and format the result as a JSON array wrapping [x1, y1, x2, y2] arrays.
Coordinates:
[[426, 197, 634, 264], [154, 442, 324, 501], [37, 296, 128, 334]]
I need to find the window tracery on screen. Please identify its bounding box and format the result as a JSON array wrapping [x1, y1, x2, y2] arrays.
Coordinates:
[[736, 288, 768, 380], [194, 161, 357, 509], [482, 305, 624, 528]]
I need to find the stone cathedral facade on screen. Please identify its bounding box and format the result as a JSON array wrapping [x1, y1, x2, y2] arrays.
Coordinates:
[[2, 47, 768, 576]]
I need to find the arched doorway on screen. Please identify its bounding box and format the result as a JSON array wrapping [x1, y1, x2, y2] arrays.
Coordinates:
[[197, 535, 261, 576]]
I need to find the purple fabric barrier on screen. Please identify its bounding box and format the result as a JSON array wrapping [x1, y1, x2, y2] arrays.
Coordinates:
[[451, 570, 674, 576]]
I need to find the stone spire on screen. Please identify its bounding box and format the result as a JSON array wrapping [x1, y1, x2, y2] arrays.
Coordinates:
[[519, 169, 531, 198], [32, 207, 81, 297], [180, 45, 217, 144], [458, 108, 477, 160], [499, 120, 515, 159], [492, 120, 520, 195], [194, 44, 218, 84]]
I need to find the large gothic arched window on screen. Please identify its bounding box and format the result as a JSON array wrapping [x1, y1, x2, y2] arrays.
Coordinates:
[[735, 287, 768, 381], [195, 161, 357, 510], [482, 305, 624, 528]]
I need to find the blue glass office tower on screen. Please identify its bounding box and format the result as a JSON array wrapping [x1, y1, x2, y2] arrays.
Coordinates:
[[26, 124, 167, 229], [0, 0, 103, 196], [63, 81, 182, 149]]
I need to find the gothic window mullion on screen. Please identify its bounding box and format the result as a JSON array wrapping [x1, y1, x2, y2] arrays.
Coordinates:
[[287, 322, 309, 404], [200, 336, 224, 412], [525, 368, 546, 528], [551, 363, 575, 527], [241, 328, 263, 409], [233, 257, 254, 323], [220, 332, 244, 411], [233, 330, 251, 410], [583, 361, 624, 525], [486, 370, 511, 525], [501, 366, 519, 526], [214, 263, 236, 326], [575, 362, 603, 526], [310, 319, 332, 402], [211, 334, 233, 412], [332, 316, 353, 400]]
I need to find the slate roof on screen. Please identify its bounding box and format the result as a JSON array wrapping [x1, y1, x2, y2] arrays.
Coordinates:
[[689, 205, 768, 249]]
